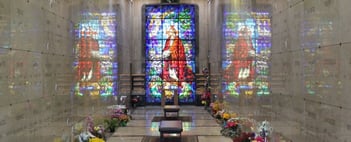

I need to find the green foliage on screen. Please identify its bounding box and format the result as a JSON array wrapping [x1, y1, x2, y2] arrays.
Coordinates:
[[104, 118, 119, 131]]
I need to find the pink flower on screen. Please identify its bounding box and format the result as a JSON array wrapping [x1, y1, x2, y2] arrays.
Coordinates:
[[226, 121, 237, 128], [255, 136, 264, 142]]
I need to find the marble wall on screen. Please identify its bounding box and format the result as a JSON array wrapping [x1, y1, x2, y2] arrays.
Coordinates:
[[220, 0, 351, 141], [0, 0, 127, 141], [0, 0, 216, 141], [3, 0, 351, 141], [270, 0, 351, 141]]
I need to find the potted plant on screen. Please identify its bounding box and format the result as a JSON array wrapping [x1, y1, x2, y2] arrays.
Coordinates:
[[104, 118, 119, 133]]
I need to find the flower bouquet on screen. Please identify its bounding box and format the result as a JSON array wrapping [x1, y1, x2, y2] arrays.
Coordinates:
[[222, 112, 231, 121], [201, 90, 211, 106], [210, 101, 224, 116], [111, 108, 124, 118], [220, 119, 242, 138], [257, 120, 273, 141], [104, 118, 119, 132], [233, 132, 255, 142], [89, 137, 105, 142], [118, 114, 130, 127]]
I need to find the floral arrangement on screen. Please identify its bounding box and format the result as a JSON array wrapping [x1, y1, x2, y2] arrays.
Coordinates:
[[222, 112, 231, 120], [117, 114, 129, 126], [89, 137, 105, 142], [252, 136, 264, 142], [205, 102, 273, 142], [118, 114, 129, 122], [76, 115, 107, 142], [210, 101, 224, 115], [210, 102, 219, 112], [201, 90, 210, 100], [216, 110, 223, 118], [257, 120, 273, 138], [232, 132, 265, 142], [111, 108, 124, 118], [201, 90, 211, 105], [92, 125, 105, 139], [86, 115, 95, 133], [107, 107, 130, 127], [104, 118, 119, 132], [78, 131, 94, 142], [231, 113, 237, 118], [233, 132, 255, 142], [220, 119, 242, 138]]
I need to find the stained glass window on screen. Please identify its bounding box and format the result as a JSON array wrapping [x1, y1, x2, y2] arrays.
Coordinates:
[[222, 8, 271, 97], [145, 5, 196, 104], [74, 12, 117, 96]]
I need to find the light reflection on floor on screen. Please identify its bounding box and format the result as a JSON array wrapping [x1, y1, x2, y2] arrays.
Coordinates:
[[107, 106, 232, 142], [148, 121, 194, 133]]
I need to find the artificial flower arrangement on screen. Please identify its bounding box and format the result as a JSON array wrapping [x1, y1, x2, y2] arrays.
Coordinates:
[[230, 120, 272, 142], [109, 108, 130, 127], [223, 112, 238, 126], [201, 90, 211, 105], [220, 118, 242, 138], [77, 115, 106, 142], [231, 113, 237, 118], [232, 132, 265, 142], [257, 120, 273, 141], [233, 132, 255, 142], [222, 112, 231, 121], [210, 102, 220, 113], [89, 137, 105, 142], [118, 114, 130, 127], [214, 109, 224, 120], [210, 101, 225, 116], [111, 108, 124, 118], [104, 118, 119, 132]]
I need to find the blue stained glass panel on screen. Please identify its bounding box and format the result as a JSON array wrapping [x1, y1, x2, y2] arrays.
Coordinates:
[[145, 5, 196, 104]]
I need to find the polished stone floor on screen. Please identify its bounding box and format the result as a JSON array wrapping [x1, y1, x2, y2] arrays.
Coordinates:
[[107, 106, 232, 142]]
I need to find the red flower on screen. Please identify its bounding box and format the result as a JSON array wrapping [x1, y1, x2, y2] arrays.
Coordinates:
[[226, 121, 237, 128], [255, 136, 264, 142]]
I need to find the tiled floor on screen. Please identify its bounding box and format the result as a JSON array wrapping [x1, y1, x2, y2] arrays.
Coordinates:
[[107, 106, 232, 142]]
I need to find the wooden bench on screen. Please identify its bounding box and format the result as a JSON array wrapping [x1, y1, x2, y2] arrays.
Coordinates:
[[159, 120, 183, 142], [163, 105, 180, 119]]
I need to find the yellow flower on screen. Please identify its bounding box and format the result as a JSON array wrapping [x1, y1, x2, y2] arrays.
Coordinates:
[[231, 113, 237, 118], [222, 112, 230, 120], [212, 103, 219, 111], [89, 137, 105, 142]]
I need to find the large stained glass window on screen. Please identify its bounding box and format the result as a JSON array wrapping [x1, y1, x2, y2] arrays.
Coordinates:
[[144, 5, 197, 104], [74, 12, 117, 96], [222, 9, 271, 97]]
